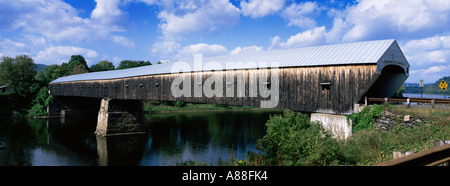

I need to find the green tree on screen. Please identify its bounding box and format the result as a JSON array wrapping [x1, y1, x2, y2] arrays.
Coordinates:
[[28, 86, 51, 116], [117, 60, 152, 69], [70, 64, 88, 75], [393, 85, 405, 98], [54, 62, 70, 77], [67, 55, 89, 75], [68, 55, 89, 71], [423, 76, 450, 95], [90, 60, 115, 72], [52, 55, 90, 77], [35, 64, 60, 85], [0, 55, 37, 96]]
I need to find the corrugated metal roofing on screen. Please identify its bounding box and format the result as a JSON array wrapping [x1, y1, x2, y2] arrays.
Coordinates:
[[50, 39, 395, 84]]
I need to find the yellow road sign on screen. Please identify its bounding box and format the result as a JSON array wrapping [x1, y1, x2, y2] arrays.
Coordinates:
[[439, 80, 448, 91]]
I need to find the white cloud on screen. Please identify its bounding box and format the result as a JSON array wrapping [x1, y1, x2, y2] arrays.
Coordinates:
[[0, 0, 133, 47], [152, 41, 264, 61], [325, 17, 349, 43], [151, 0, 240, 60], [403, 36, 450, 54], [408, 64, 450, 83], [422, 65, 446, 74], [280, 1, 320, 29], [150, 40, 181, 60], [270, 26, 326, 49], [402, 35, 450, 65], [400, 35, 450, 83], [230, 46, 263, 55], [240, 0, 286, 18], [338, 0, 450, 42], [0, 38, 30, 57], [91, 0, 127, 26], [157, 0, 240, 40], [175, 43, 229, 61], [34, 46, 99, 65], [112, 36, 135, 48]]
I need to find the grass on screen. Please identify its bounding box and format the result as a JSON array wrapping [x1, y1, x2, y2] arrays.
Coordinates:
[[143, 100, 275, 113], [339, 105, 450, 165]]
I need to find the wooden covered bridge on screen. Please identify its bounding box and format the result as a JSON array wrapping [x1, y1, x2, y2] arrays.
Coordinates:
[[48, 39, 410, 136]]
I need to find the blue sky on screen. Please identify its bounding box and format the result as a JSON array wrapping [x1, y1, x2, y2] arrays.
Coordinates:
[[0, 0, 449, 83]]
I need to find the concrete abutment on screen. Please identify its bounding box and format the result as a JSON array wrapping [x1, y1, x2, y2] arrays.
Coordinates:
[[95, 98, 147, 136], [311, 113, 352, 140]]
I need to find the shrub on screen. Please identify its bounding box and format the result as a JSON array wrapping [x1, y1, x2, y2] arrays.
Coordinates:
[[257, 109, 343, 166], [27, 86, 51, 116], [174, 101, 185, 108], [347, 104, 384, 133]]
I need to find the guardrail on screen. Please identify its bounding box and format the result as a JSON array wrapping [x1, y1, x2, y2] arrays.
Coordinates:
[[374, 141, 450, 166], [365, 97, 450, 108]]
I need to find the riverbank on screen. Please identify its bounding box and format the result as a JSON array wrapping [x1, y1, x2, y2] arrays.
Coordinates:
[[143, 100, 282, 113]]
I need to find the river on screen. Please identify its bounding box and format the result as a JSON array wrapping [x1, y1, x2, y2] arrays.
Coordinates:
[[0, 110, 281, 166], [403, 93, 448, 99]]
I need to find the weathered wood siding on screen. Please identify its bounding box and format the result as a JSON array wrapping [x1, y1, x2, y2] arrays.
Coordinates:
[[49, 64, 378, 114]]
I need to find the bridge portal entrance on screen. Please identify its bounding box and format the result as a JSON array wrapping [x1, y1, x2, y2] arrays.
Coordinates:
[[359, 65, 407, 103]]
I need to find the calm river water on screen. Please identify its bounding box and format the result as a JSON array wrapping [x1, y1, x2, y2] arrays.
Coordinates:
[[0, 110, 281, 166]]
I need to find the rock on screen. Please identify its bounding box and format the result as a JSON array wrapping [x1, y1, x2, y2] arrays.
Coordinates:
[[404, 115, 410, 122], [384, 111, 393, 116], [379, 119, 389, 124]]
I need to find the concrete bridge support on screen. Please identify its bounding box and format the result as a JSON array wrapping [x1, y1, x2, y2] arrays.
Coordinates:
[[48, 96, 147, 136], [310, 113, 352, 140], [95, 99, 147, 136]]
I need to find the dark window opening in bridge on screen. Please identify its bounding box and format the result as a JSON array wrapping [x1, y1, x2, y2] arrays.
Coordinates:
[[321, 82, 331, 91], [155, 83, 160, 88]]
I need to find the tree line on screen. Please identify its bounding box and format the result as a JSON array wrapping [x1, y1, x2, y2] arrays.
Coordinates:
[[0, 54, 155, 117], [403, 77, 450, 95]]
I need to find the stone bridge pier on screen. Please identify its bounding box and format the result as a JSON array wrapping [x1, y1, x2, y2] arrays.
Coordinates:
[[48, 96, 147, 136], [95, 99, 147, 136]]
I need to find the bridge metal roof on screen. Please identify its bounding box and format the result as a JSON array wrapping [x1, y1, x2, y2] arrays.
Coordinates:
[[50, 39, 397, 84]]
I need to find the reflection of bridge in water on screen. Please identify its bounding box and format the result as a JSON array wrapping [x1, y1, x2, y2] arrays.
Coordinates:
[[48, 39, 410, 138], [44, 110, 276, 166]]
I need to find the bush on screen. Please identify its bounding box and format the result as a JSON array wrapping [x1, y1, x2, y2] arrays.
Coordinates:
[[27, 86, 51, 116], [174, 101, 185, 108], [257, 109, 343, 166], [347, 104, 384, 133]]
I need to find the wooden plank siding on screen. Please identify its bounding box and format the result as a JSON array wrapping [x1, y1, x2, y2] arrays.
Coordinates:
[[49, 64, 378, 115]]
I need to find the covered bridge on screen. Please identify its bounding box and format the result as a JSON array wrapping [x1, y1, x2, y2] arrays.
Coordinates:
[[49, 39, 410, 136], [49, 39, 409, 114]]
